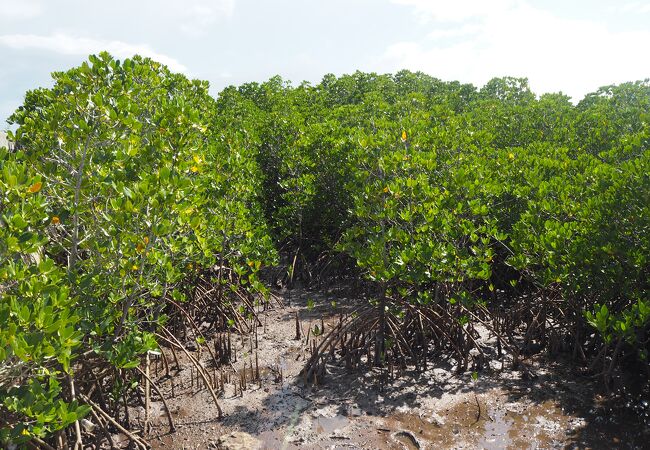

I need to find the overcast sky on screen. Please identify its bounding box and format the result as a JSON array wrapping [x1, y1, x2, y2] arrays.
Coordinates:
[[1, 0, 649, 125]]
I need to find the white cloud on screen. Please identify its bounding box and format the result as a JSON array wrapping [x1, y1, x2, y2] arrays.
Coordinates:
[[427, 24, 481, 40], [162, 0, 236, 36], [0, 33, 187, 72], [384, 0, 650, 101], [392, 0, 517, 22], [0, 0, 42, 18], [619, 2, 650, 13]]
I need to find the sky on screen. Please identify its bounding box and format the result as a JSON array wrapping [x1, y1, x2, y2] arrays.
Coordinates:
[[0, 0, 649, 126]]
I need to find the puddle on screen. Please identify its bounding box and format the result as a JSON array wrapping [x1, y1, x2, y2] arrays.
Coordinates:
[[312, 415, 350, 434], [257, 430, 299, 450], [478, 408, 514, 449], [380, 397, 569, 449]]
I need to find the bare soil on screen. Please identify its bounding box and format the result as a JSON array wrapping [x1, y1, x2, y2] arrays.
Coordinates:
[[120, 286, 649, 449]]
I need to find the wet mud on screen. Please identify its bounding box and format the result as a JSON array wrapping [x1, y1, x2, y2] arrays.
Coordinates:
[[133, 287, 649, 449]]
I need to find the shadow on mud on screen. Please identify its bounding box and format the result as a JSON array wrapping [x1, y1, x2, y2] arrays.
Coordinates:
[[218, 287, 649, 449]]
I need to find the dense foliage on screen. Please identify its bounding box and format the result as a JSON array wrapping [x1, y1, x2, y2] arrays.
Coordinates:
[[1, 53, 648, 446], [1, 53, 275, 446], [224, 72, 649, 385]]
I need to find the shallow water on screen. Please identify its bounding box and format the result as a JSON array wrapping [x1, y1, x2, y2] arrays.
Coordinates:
[[312, 414, 351, 434], [379, 396, 569, 449]]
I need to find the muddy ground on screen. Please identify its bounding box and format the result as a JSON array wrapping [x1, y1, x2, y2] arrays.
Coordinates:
[[120, 286, 649, 449]]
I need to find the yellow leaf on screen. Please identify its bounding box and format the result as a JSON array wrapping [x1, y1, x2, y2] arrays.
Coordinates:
[[383, 187, 389, 193], [401, 130, 407, 141], [28, 181, 42, 193], [51, 216, 60, 225], [508, 152, 515, 160], [132, 265, 138, 271], [143, 236, 149, 244]]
